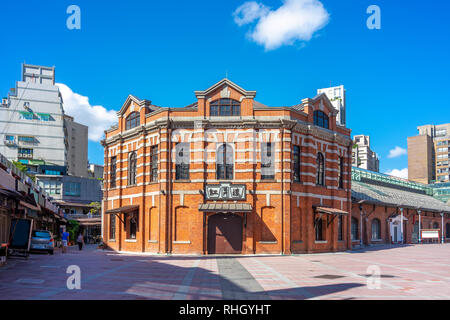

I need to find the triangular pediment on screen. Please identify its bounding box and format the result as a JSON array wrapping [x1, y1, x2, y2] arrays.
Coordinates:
[[312, 93, 338, 116], [117, 95, 152, 117], [194, 79, 256, 99]]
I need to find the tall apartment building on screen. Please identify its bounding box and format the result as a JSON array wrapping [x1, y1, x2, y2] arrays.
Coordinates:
[[408, 123, 450, 184], [407, 135, 434, 184], [352, 135, 380, 172], [0, 64, 67, 168], [0, 64, 88, 177], [317, 85, 346, 127], [64, 115, 88, 177]]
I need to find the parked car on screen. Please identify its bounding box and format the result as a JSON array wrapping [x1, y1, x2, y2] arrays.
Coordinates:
[[30, 230, 54, 255]]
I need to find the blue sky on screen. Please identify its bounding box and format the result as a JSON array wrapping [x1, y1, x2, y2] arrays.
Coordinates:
[[1, 0, 449, 177]]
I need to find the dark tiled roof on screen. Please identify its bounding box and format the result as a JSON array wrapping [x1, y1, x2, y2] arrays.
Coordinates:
[[352, 181, 450, 213]]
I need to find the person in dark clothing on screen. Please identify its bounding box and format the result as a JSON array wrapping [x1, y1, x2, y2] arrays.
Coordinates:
[[76, 233, 84, 251]]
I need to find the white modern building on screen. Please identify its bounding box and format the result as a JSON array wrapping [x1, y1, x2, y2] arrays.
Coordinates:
[[317, 85, 346, 127], [352, 134, 380, 172], [0, 64, 88, 177]]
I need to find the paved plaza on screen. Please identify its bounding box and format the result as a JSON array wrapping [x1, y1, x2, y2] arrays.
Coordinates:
[[0, 244, 449, 300]]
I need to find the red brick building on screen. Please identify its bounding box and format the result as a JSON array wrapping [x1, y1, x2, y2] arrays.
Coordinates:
[[101, 79, 353, 254], [350, 167, 450, 246]]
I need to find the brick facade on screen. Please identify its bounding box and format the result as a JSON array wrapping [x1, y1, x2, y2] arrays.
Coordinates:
[[101, 79, 353, 254]]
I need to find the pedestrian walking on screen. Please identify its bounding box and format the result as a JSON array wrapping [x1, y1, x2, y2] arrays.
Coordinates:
[[62, 230, 70, 253], [77, 233, 84, 251]]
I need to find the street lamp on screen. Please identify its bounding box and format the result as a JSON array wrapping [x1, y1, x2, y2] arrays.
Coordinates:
[[441, 212, 444, 244]]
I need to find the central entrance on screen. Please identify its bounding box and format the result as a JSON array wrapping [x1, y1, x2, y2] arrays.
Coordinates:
[[207, 213, 243, 254]]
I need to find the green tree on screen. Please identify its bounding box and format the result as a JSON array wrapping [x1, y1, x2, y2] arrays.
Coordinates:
[[89, 202, 101, 215], [67, 220, 80, 244], [13, 161, 27, 172]]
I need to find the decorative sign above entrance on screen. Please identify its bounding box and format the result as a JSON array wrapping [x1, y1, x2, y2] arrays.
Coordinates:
[[204, 183, 246, 201]]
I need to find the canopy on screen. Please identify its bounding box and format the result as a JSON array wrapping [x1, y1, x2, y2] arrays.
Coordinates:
[[198, 203, 252, 212]]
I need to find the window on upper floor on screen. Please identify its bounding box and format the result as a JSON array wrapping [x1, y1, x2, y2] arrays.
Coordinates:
[[217, 144, 233, 180], [175, 143, 190, 180], [261, 142, 275, 180], [293, 146, 301, 182], [38, 180, 61, 195], [210, 99, 240, 116], [128, 152, 137, 185], [18, 148, 33, 159], [313, 110, 329, 129], [110, 156, 117, 188], [338, 157, 344, 189], [18, 136, 35, 143], [64, 182, 81, 197], [151, 146, 158, 182], [316, 152, 325, 186], [125, 112, 140, 130]]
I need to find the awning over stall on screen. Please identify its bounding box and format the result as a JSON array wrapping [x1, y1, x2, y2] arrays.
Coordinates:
[[314, 206, 349, 216], [198, 203, 253, 213], [105, 205, 139, 215]]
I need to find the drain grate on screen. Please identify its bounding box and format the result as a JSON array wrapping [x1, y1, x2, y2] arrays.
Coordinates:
[[111, 258, 124, 261], [314, 274, 345, 280]]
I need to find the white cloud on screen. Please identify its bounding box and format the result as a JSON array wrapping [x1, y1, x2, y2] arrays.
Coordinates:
[[56, 83, 118, 142], [233, 2, 270, 26], [387, 146, 407, 159], [233, 0, 330, 51], [385, 168, 408, 180]]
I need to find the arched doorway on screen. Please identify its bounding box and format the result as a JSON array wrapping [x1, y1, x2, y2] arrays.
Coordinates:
[[207, 213, 243, 254]]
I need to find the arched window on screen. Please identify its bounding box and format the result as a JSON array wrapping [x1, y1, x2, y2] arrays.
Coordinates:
[[314, 110, 329, 129], [217, 144, 233, 180], [128, 152, 137, 185], [351, 217, 358, 240], [316, 152, 325, 186], [125, 112, 140, 130], [446, 223, 450, 238], [371, 218, 381, 240], [210, 99, 240, 116]]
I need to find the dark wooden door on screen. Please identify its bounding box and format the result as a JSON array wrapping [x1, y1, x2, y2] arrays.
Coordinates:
[[207, 213, 242, 254]]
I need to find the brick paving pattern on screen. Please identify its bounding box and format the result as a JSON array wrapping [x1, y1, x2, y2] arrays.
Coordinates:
[[0, 244, 449, 300]]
